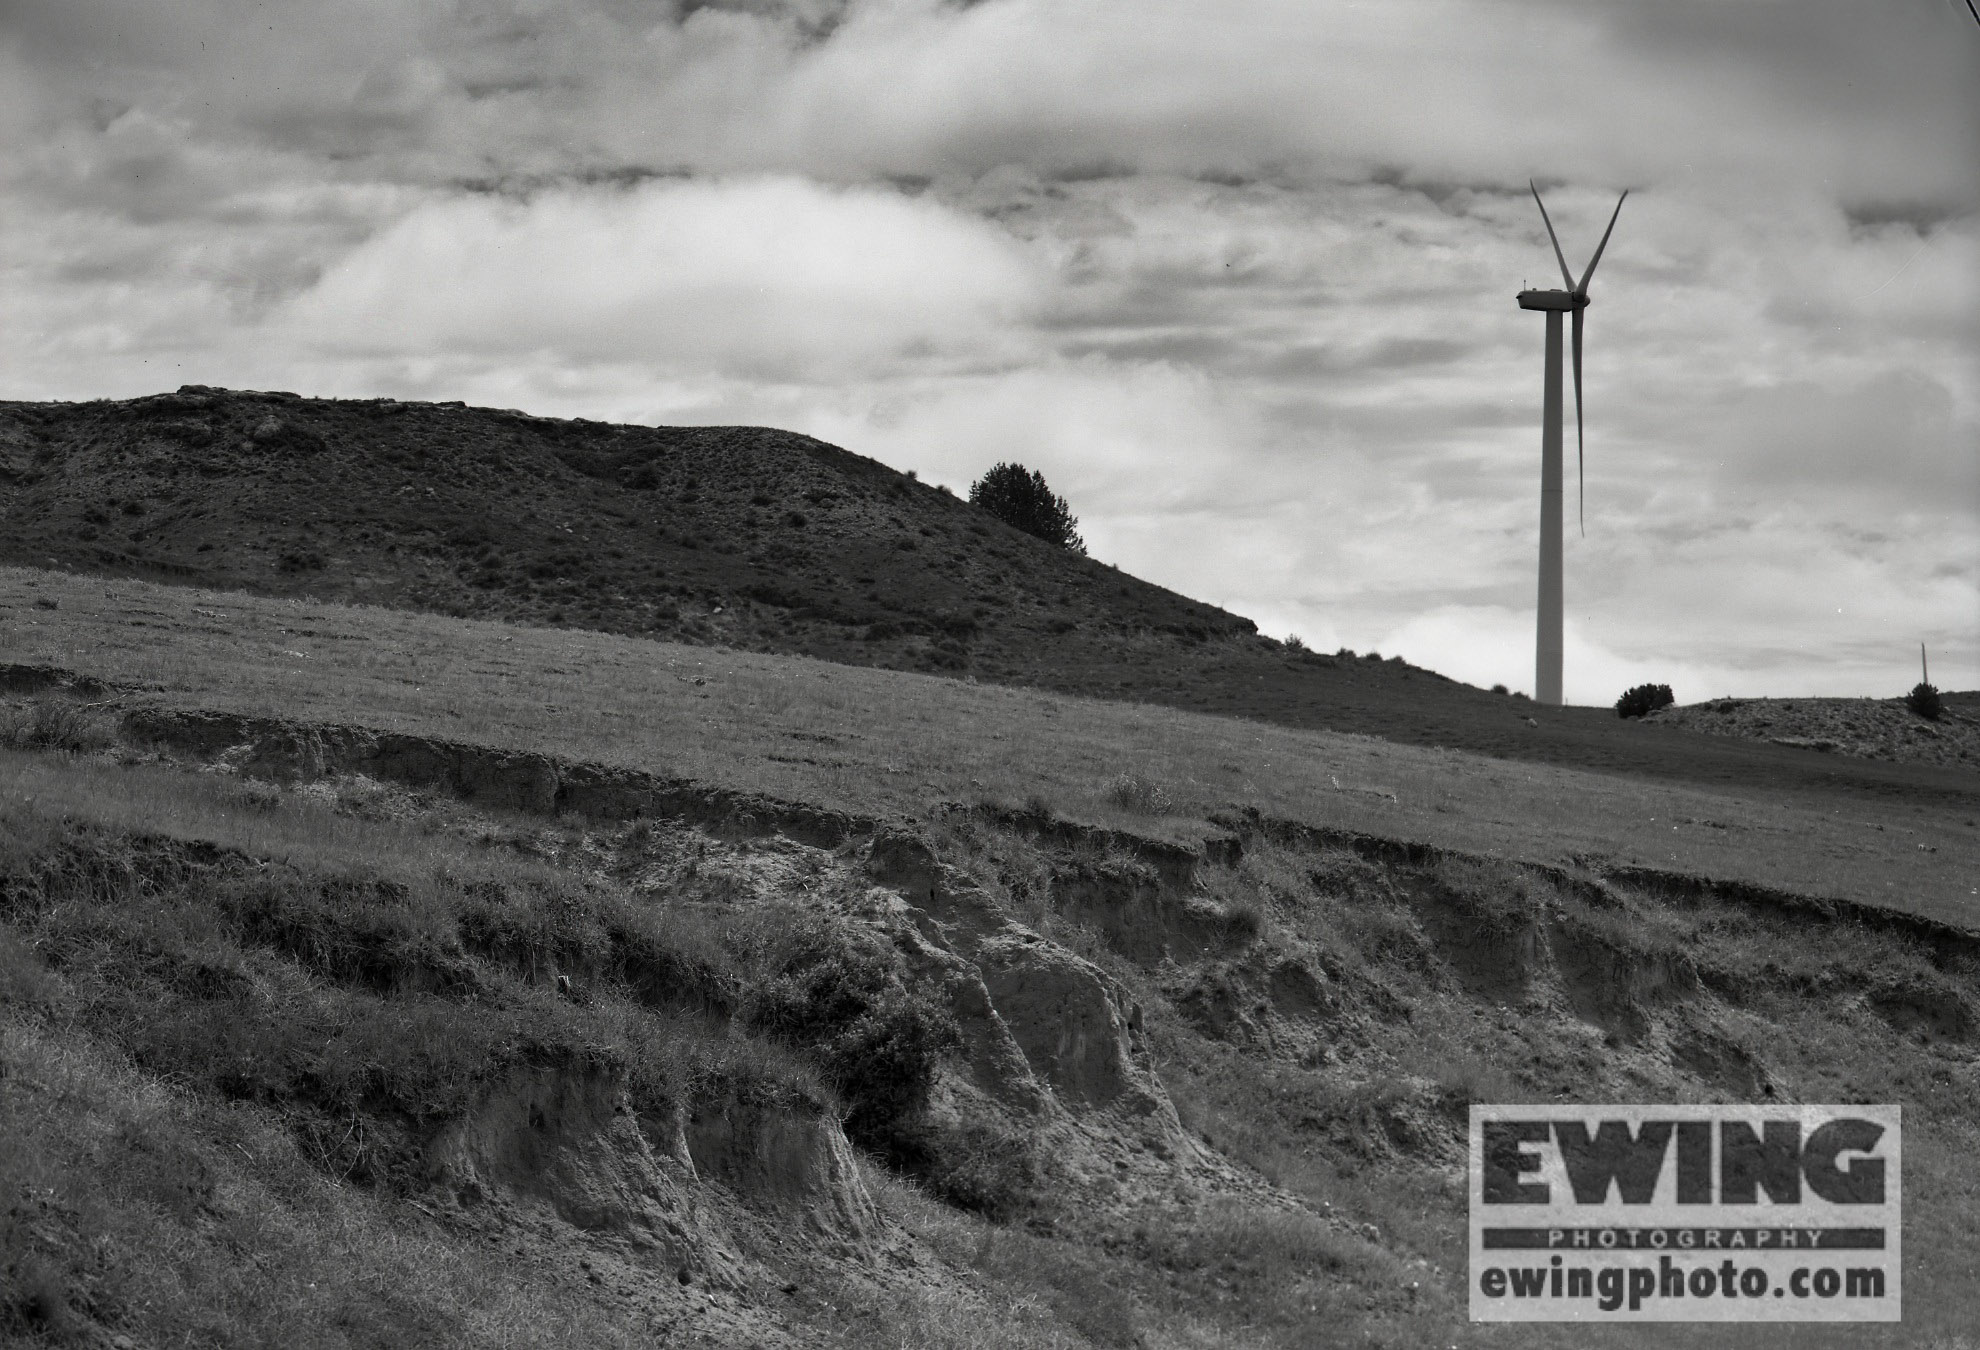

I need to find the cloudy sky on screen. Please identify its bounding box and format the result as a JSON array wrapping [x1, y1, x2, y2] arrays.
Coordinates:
[[4, 0, 1977, 702]]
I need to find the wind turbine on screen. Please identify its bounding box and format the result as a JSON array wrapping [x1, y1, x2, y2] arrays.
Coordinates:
[[1517, 181, 1626, 707]]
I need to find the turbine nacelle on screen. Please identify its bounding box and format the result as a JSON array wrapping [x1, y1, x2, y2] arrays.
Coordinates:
[[1516, 289, 1587, 312]]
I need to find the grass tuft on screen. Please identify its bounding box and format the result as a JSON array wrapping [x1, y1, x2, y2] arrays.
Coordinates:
[[1103, 772, 1171, 815]]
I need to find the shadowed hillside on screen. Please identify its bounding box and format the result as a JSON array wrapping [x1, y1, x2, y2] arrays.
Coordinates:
[[2, 387, 1974, 817]]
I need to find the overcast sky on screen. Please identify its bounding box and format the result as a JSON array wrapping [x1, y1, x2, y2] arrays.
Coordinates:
[[4, 0, 1976, 701]]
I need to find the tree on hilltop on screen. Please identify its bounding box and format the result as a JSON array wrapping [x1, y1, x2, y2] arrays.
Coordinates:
[[968, 463, 1086, 556]]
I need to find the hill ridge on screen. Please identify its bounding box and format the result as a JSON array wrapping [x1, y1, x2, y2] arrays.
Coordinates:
[[3, 388, 1976, 816]]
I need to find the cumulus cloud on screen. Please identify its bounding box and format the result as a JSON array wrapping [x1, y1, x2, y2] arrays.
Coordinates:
[[284, 176, 1047, 377]]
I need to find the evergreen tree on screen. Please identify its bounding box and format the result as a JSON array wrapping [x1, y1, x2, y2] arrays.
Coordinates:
[[968, 462, 1086, 555], [1615, 683, 1675, 719]]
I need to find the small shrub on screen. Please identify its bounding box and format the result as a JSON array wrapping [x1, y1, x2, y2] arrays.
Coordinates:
[[0, 703, 117, 754], [1104, 773, 1170, 815], [1284, 633, 1306, 652], [1491, 683, 1508, 695], [1906, 682, 1942, 721], [1615, 683, 1675, 719], [730, 910, 961, 1156]]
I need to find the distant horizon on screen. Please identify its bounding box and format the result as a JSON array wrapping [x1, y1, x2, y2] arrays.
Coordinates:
[[3, 0, 1975, 703]]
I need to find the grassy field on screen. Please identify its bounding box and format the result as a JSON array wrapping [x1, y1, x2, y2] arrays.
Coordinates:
[[4, 565, 1975, 926]]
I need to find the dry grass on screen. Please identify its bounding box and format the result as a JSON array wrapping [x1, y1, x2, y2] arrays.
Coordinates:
[[3, 566, 1974, 924], [0, 1019, 659, 1349]]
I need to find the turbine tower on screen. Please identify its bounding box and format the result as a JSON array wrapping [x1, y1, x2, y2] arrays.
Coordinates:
[[1517, 181, 1626, 707]]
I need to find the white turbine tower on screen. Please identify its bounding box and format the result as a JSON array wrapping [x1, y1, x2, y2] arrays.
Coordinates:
[[1518, 181, 1626, 707]]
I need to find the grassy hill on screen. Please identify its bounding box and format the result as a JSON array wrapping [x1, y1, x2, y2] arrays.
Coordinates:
[[4, 388, 1974, 819], [2, 566, 1974, 920], [3, 567, 1979, 1347]]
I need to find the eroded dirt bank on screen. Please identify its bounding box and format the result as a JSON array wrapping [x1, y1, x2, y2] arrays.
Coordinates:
[[5, 692, 1980, 1347]]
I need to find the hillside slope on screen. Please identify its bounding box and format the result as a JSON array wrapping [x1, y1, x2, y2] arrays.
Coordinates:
[[0, 384, 1249, 668], [5, 638, 1980, 1346], [5, 567, 1974, 920], [2, 387, 1974, 816]]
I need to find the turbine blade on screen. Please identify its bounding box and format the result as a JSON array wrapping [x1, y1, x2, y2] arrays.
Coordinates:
[[1531, 181, 1575, 290], [1575, 190, 1629, 295], [1572, 306, 1585, 536]]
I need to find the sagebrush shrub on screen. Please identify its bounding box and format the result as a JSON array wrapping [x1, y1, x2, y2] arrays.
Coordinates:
[[1615, 683, 1675, 719], [1906, 682, 1942, 721]]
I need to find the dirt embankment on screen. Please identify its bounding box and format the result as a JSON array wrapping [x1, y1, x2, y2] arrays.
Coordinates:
[[10, 686, 1980, 1346]]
